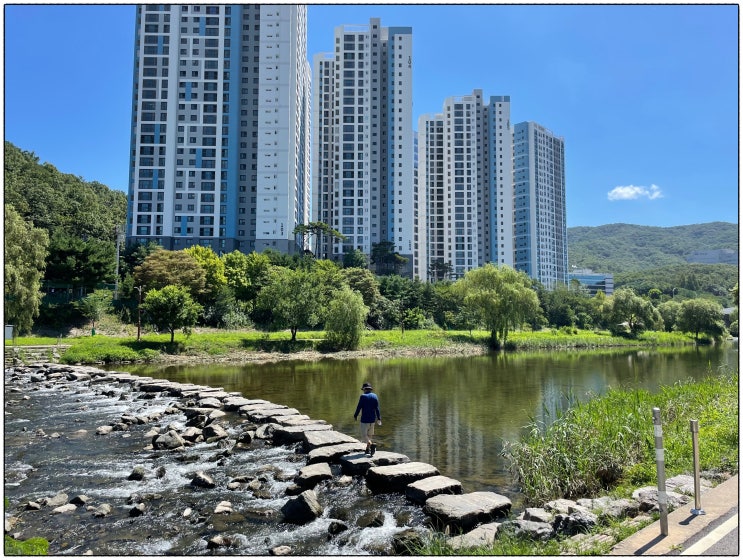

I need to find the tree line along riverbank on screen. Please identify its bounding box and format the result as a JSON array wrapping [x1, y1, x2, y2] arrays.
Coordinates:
[[8, 328, 698, 366]]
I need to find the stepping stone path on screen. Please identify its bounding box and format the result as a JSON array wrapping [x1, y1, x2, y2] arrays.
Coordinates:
[[10, 363, 520, 548]]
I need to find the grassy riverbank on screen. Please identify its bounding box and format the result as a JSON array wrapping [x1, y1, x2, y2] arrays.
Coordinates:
[[8, 328, 694, 365], [416, 368, 738, 555]]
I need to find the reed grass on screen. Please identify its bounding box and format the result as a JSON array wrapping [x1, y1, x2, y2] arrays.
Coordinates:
[[503, 367, 738, 504]]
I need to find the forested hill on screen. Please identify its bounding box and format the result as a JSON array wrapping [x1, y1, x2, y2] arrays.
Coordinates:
[[568, 222, 738, 274]]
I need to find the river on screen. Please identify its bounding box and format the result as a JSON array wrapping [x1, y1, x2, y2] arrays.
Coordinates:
[[112, 344, 738, 501], [4, 343, 736, 555]]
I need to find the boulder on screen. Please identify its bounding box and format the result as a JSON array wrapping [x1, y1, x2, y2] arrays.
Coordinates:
[[632, 486, 690, 512], [522, 507, 553, 524], [357, 510, 386, 528], [191, 470, 217, 489], [129, 503, 146, 517], [365, 462, 439, 494], [95, 425, 114, 435], [203, 424, 229, 442], [280, 490, 324, 524], [43, 492, 69, 507], [214, 501, 233, 514], [392, 528, 430, 555], [553, 507, 599, 536], [505, 519, 555, 541], [576, 496, 639, 520], [424, 492, 512, 532], [405, 475, 462, 504], [665, 474, 712, 496], [269, 545, 292, 556], [448, 522, 501, 550], [92, 504, 113, 518], [198, 397, 223, 409], [128, 466, 146, 481], [153, 430, 186, 450], [52, 503, 78, 514], [328, 520, 349, 535], [294, 463, 333, 489]]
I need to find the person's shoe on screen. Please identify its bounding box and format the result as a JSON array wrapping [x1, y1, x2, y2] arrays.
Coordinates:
[[365, 443, 371, 455], [370, 444, 376, 457]]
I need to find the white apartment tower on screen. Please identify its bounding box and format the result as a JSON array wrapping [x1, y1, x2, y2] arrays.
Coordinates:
[[312, 18, 414, 272], [417, 90, 513, 281], [127, 4, 311, 255], [513, 121, 568, 289]]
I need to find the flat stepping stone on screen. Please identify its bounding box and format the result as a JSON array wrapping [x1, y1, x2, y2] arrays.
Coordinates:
[[272, 424, 333, 445], [294, 463, 333, 488], [248, 408, 301, 422], [302, 430, 359, 452], [222, 396, 261, 410], [365, 462, 439, 494], [238, 402, 285, 415], [406, 475, 463, 504], [196, 390, 231, 400], [307, 442, 366, 465], [198, 397, 223, 409], [340, 451, 410, 475], [273, 415, 316, 427], [424, 492, 512, 532]]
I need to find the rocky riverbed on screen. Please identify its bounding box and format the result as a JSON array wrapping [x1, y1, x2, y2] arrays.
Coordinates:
[[5, 362, 727, 555]]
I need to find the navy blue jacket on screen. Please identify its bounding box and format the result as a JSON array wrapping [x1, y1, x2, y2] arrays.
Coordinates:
[[354, 392, 381, 423]]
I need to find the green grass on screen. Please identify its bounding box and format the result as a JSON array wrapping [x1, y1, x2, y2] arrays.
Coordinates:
[[7, 327, 691, 365], [4, 536, 49, 556], [503, 368, 738, 505]]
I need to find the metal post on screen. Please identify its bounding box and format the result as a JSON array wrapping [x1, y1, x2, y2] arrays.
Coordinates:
[[652, 407, 669, 536], [690, 420, 706, 515]]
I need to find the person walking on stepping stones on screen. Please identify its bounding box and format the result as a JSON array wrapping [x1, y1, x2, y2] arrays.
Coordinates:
[[354, 382, 381, 456]]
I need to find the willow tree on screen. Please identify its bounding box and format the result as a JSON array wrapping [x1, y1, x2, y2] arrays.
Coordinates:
[[4, 206, 49, 334], [454, 264, 540, 349]]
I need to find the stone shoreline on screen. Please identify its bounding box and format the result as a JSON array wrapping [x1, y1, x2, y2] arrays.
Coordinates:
[[5, 362, 726, 555]]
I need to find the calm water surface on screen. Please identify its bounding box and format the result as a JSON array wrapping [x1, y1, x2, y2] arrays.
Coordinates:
[[114, 344, 738, 502]]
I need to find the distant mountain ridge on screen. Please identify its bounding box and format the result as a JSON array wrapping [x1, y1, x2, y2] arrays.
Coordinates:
[[567, 222, 738, 274]]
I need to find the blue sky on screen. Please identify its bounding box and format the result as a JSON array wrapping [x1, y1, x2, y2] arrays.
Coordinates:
[[4, 4, 739, 228]]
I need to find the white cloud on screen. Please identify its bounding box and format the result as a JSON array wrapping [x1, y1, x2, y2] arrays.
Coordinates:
[[607, 184, 664, 201]]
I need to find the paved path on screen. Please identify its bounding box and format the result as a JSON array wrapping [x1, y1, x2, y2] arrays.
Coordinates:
[[610, 475, 738, 556]]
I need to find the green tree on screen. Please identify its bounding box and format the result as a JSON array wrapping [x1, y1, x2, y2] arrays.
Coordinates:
[[607, 288, 661, 336], [184, 245, 226, 303], [133, 249, 206, 296], [4, 206, 49, 334], [324, 286, 369, 350], [371, 240, 408, 276], [141, 285, 202, 343], [657, 300, 682, 332], [454, 264, 540, 349], [428, 258, 453, 282], [76, 289, 113, 332], [676, 298, 725, 341], [255, 267, 327, 341], [342, 248, 368, 269], [44, 231, 116, 289]]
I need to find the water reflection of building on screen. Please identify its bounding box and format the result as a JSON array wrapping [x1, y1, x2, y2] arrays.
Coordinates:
[[568, 268, 614, 296]]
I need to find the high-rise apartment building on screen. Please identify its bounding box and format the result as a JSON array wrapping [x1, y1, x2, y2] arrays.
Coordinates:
[[513, 121, 567, 289], [312, 18, 414, 273], [417, 90, 513, 281], [127, 4, 311, 255]]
